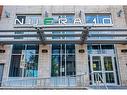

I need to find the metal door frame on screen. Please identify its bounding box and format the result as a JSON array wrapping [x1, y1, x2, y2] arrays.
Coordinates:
[[90, 54, 117, 86]]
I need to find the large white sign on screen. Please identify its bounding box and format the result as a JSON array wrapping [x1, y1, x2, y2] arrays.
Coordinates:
[[14, 16, 111, 25]]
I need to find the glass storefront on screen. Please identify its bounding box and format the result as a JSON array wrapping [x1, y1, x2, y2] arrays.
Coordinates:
[[88, 44, 119, 85], [51, 44, 76, 77], [9, 44, 39, 77]]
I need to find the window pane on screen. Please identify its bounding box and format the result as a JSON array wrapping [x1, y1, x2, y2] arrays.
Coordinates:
[[66, 55, 75, 75], [25, 15, 43, 25], [10, 44, 39, 77], [92, 56, 102, 71], [51, 55, 60, 76], [52, 44, 61, 54], [66, 44, 75, 54], [105, 72, 115, 83], [24, 55, 38, 77], [92, 45, 100, 50], [9, 55, 22, 77], [52, 15, 74, 24], [98, 15, 112, 24], [85, 14, 112, 24], [12, 44, 25, 54], [26, 44, 39, 54], [101, 45, 114, 49], [16, 16, 26, 24], [94, 73, 103, 83], [86, 15, 97, 24], [16, 15, 43, 25], [104, 57, 113, 71]]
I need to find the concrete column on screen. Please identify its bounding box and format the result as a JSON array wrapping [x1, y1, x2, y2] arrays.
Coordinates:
[[75, 44, 89, 87], [38, 44, 51, 78], [1, 45, 12, 80], [116, 44, 127, 86]]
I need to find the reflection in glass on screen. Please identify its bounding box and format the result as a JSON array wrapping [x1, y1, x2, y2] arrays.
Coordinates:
[[85, 14, 112, 24], [94, 73, 103, 83], [92, 56, 102, 71], [52, 15, 74, 24], [9, 44, 39, 77], [104, 57, 113, 71], [51, 44, 75, 77], [105, 73, 115, 83], [86, 15, 97, 24], [51, 55, 60, 76]]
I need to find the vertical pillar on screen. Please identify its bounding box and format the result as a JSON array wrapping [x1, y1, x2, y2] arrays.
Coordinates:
[[75, 44, 89, 87], [116, 44, 127, 86], [1, 45, 12, 81], [38, 44, 51, 78]]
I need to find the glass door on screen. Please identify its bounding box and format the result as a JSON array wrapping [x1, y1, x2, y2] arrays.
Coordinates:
[[90, 55, 117, 85], [103, 56, 116, 84], [91, 56, 104, 84]]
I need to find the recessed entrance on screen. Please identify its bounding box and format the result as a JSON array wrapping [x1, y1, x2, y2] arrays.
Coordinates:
[[90, 55, 117, 85]]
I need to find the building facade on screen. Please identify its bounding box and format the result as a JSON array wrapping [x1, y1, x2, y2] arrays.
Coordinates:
[[0, 5, 127, 89]]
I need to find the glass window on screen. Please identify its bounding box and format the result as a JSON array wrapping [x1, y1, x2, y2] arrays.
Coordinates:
[[12, 44, 25, 54], [51, 55, 60, 76], [92, 56, 102, 71], [66, 44, 75, 54], [98, 15, 111, 24], [52, 15, 74, 24], [9, 55, 22, 77], [52, 44, 61, 54], [85, 14, 112, 24], [15, 15, 43, 25], [86, 15, 97, 24], [16, 16, 26, 24], [9, 44, 39, 77], [92, 45, 100, 50], [51, 44, 75, 77], [94, 73, 103, 83], [26, 44, 39, 54], [105, 72, 115, 83], [104, 57, 113, 71], [101, 45, 114, 49], [24, 55, 38, 77]]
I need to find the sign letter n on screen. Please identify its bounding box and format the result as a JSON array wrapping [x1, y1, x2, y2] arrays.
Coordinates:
[[15, 18, 25, 25]]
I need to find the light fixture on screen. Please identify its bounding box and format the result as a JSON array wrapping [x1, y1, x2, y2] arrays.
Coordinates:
[[79, 10, 81, 17], [117, 10, 122, 17], [79, 49, 85, 53], [42, 49, 48, 53], [121, 49, 127, 53], [5, 10, 10, 18], [45, 11, 48, 17]]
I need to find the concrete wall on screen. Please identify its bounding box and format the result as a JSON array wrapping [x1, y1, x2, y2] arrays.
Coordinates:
[[0, 45, 12, 80]]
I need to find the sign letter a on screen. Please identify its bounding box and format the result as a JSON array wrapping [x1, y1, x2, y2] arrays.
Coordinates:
[[74, 18, 82, 24]]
